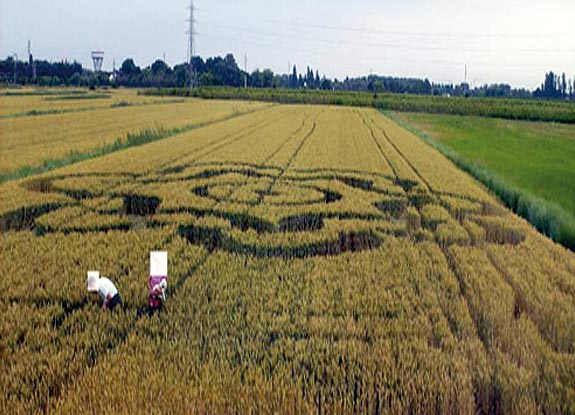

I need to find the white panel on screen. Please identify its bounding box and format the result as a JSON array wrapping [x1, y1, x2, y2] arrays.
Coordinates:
[[150, 251, 168, 276]]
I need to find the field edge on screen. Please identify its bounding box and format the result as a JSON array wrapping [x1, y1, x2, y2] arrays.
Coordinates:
[[385, 110, 575, 251]]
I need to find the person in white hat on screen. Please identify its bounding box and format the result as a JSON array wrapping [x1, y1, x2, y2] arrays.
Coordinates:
[[87, 271, 123, 312]]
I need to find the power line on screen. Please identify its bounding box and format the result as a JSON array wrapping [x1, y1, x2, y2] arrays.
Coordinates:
[[193, 5, 574, 87], [202, 21, 574, 55], [196, 7, 573, 40], [200, 32, 571, 72]]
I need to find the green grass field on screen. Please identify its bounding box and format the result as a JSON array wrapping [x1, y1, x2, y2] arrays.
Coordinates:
[[390, 112, 575, 248], [392, 113, 575, 216]]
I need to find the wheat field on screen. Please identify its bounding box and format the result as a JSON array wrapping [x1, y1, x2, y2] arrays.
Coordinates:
[[1, 103, 574, 414]]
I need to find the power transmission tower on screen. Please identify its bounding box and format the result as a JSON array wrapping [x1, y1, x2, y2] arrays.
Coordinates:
[[187, 0, 197, 88]]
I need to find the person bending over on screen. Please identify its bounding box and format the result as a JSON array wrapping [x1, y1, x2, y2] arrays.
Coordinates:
[[87, 272, 122, 312]]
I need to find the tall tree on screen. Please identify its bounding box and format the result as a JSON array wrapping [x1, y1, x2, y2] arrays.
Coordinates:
[[119, 58, 140, 76], [291, 65, 298, 89], [151, 60, 170, 75], [542, 71, 558, 98]]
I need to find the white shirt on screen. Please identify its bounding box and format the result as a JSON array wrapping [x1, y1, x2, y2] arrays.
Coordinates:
[[97, 277, 118, 303]]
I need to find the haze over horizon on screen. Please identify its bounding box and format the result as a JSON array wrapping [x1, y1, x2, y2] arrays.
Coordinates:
[[1, 0, 574, 90]]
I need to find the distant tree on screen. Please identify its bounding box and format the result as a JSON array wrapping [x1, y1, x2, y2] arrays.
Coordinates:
[[249, 69, 261, 87], [320, 76, 332, 90], [151, 60, 170, 76], [543, 71, 556, 97], [422, 78, 432, 94], [291, 65, 298, 88], [173, 63, 189, 87], [199, 71, 222, 86], [536, 71, 553, 99], [120, 58, 140, 76], [201, 54, 242, 87], [371, 79, 383, 97], [262, 69, 275, 88], [191, 56, 205, 74], [533, 71, 567, 99]]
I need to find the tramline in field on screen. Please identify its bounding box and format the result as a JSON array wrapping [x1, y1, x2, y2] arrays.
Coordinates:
[[1, 104, 575, 414]]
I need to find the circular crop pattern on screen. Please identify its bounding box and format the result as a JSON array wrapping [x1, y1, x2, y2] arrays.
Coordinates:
[[9, 163, 526, 257]]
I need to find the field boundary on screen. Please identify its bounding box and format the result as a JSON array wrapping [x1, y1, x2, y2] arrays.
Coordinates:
[[144, 86, 575, 124], [0, 106, 269, 184], [385, 110, 575, 251]]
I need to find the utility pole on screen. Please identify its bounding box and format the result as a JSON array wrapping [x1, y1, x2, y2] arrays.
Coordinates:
[[28, 39, 37, 82], [464, 64, 467, 84], [187, 0, 196, 89], [244, 53, 248, 88]]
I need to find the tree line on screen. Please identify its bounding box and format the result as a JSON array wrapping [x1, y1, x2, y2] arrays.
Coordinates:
[[533, 71, 575, 99], [1, 53, 573, 100]]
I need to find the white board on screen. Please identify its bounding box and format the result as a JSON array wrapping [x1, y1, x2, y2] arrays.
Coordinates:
[[150, 251, 168, 276]]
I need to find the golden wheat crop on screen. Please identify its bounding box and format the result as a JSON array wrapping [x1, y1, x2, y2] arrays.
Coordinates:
[[0, 97, 268, 174], [0, 88, 177, 117], [1, 103, 574, 414]]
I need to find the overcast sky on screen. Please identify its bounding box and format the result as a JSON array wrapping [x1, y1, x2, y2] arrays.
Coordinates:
[[1, 0, 574, 89]]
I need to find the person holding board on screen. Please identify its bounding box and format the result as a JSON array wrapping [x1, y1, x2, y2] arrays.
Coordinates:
[[148, 251, 168, 315], [87, 271, 123, 312]]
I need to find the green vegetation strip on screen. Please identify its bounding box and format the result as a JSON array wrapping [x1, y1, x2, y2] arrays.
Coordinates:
[[44, 93, 111, 101], [386, 111, 575, 251], [0, 106, 266, 184], [1, 106, 101, 119], [0, 89, 88, 96], [145, 86, 575, 124]]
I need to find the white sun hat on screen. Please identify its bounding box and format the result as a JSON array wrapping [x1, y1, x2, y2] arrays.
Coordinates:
[[87, 271, 100, 292]]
